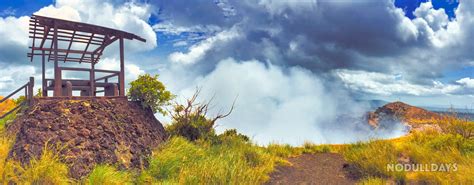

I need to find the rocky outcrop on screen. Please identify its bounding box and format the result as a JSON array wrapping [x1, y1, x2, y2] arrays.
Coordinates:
[[6, 97, 167, 178], [367, 101, 442, 132]]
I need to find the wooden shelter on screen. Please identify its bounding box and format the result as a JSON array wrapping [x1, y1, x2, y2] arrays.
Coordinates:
[[27, 14, 146, 97]]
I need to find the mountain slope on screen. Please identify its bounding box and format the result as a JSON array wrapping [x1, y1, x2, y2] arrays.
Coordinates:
[[368, 101, 443, 132]]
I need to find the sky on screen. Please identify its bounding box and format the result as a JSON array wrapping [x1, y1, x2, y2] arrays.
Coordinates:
[[0, 0, 473, 145]]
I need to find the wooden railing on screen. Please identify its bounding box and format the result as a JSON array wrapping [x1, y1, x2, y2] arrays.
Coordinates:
[[0, 77, 34, 119], [44, 67, 120, 97]]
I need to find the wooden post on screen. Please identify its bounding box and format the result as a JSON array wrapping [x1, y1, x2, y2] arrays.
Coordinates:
[[42, 50, 46, 97], [119, 37, 125, 96], [28, 77, 34, 105], [90, 54, 95, 96], [53, 22, 62, 97], [113, 84, 119, 96], [65, 81, 72, 97]]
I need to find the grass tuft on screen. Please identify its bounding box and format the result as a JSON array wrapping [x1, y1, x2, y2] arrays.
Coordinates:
[[18, 144, 70, 184], [86, 164, 133, 185], [140, 136, 284, 184]]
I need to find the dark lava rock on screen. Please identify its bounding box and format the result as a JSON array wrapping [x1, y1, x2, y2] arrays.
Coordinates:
[[6, 97, 168, 179]]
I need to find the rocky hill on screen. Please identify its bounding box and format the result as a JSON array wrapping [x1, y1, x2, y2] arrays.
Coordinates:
[[367, 101, 443, 132], [6, 97, 167, 178]]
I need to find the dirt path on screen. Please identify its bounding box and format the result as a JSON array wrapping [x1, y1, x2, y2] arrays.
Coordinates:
[[266, 153, 357, 185]]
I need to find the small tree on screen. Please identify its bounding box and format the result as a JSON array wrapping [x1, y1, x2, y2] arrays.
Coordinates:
[[128, 74, 174, 115], [166, 89, 235, 142]]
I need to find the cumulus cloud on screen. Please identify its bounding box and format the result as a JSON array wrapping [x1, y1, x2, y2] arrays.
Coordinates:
[[456, 78, 474, 88], [35, 0, 157, 53], [0, 0, 156, 98], [0, 16, 29, 65], [168, 27, 240, 64], [95, 58, 145, 83], [414, 2, 449, 31], [0, 65, 36, 94], [159, 59, 407, 145], [149, 0, 474, 144], [334, 69, 461, 96], [154, 0, 474, 87]]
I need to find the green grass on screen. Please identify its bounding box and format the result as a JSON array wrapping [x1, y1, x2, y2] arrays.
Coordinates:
[[1, 143, 71, 184], [356, 177, 387, 185], [0, 111, 17, 132], [86, 165, 134, 185], [341, 140, 405, 183], [1, 98, 473, 184], [340, 117, 474, 184], [139, 136, 285, 184], [0, 136, 15, 184]]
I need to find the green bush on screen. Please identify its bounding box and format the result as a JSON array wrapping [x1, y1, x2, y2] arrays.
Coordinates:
[[218, 129, 250, 143], [127, 74, 174, 115], [166, 90, 233, 142], [166, 113, 215, 141]]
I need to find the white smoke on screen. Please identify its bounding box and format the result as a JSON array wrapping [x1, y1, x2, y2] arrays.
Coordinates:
[[160, 58, 408, 146]]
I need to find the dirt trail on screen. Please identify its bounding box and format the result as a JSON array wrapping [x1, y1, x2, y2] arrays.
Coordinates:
[[266, 153, 357, 185]]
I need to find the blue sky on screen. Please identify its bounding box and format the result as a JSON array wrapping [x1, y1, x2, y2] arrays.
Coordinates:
[[0, 0, 473, 144], [395, 0, 459, 19]]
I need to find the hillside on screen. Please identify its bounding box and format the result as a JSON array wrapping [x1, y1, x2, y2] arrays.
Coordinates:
[[5, 97, 167, 178], [1, 98, 472, 184], [367, 101, 443, 132]]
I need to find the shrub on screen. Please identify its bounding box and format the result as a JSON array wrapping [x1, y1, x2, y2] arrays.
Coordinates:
[[166, 89, 233, 142], [86, 165, 133, 185], [167, 112, 215, 141], [218, 129, 250, 143], [437, 116, 474, 139], [128, 74, 174, 116]]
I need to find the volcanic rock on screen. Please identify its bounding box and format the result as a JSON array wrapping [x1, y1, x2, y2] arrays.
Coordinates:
[[6, 97, 167, 178], [367, 101, 442, 131]]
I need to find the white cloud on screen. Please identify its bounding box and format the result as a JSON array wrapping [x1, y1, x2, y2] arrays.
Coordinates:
[[95, 58, 145, 83], [0, 0, 153, 97], [172, 41, 188, 47], [168, 27, 240, 64], [334, 69, 461, 96], [161, 59, 406, 145], [456, 77, 474, 88], [0, 65, 36, 94], [0, 16, 29, 63], [35, 0, 157, 52], [153, 21, 221, 35], [414, 2, 449, 31], [258, 0, 317, 16]]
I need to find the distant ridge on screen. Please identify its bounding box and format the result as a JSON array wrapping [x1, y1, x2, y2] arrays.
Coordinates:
[[367, 101, 443, 132]]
